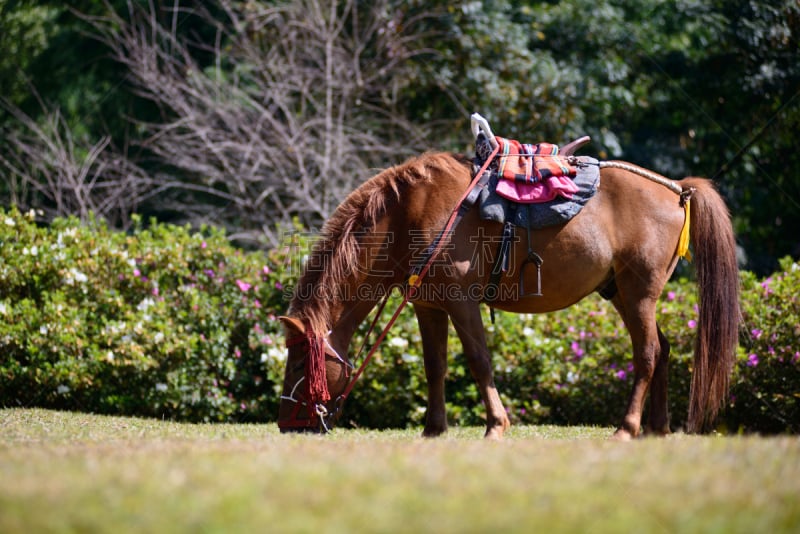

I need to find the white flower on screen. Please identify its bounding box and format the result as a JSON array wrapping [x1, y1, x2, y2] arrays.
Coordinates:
[[388, 336, 408, 349], [106, 351, 115, 362], [267, 346, 288, 363], [401, 353, 419, 363], [57, 385, 70, 394], [39, 325, 48, 335], [153, 332, 165, 344], [64, 268, 88, 285], [155, 383, 168, 392], [522, 327, 535, 337], [137, 298, 155, 312], [30, 245, 38, 256], [4, 217, 15, 226], [567, 371, 578, 384], [0, 302, 6, 315]]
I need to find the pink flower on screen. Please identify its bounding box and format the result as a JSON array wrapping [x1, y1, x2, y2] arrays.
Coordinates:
[[262, 265, 270, 275], [236, 279, 251, 292], [746, 353, 759, 367], [615, 370, 627, 380], [571, 341, 584, 358], [667, 291, 676, 301], [688, 319, 697, 329], [761, 278, 773, 295], [751, 328, 763, 340], [201, 241, 207, 249]]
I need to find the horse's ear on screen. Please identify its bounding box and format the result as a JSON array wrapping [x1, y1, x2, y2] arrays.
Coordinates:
[[278, 315, 305, 335]]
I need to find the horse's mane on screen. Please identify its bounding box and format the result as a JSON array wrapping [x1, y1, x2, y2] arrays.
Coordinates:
[[289, 152, 468, 334]]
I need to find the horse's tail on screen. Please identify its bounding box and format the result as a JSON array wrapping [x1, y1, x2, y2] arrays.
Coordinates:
[[681, 177, 740, 432]]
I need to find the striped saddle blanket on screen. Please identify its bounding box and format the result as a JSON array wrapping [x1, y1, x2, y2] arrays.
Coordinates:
[[493, 136, 579, 203]]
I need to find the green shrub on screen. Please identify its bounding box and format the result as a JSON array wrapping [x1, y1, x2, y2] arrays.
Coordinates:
[[727, 258, 800, 433], [0, 208, 291, 422], [1, 207, 797, 433]]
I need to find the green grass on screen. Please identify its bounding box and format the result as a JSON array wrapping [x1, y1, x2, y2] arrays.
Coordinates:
[[1, 409, 798, 533]]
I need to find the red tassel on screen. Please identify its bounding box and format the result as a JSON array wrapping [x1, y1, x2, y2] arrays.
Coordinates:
[[305, 329, 330, 404]]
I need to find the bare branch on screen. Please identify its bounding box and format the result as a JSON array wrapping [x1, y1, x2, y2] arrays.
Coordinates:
[[2, 0, 437, 246], [0, 98, 154, 228], [80, 0, 431, 245]]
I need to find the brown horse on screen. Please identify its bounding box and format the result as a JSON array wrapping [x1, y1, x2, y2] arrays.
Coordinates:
[[277, 150, 739, 440]]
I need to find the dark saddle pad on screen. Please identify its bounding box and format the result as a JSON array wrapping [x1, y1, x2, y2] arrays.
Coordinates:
[[478, 155, 600, 230]]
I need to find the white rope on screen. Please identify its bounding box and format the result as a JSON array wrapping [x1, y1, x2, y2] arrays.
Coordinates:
[[599, 161, 682, 195], [280, 376, 306, 404]]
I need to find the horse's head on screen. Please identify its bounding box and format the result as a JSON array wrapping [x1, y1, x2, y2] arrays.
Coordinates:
[[277, 316, 351, 433]]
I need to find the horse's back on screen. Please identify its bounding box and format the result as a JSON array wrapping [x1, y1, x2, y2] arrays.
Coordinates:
[[391, 154, 687, 312], [459, 161, 686, 312]]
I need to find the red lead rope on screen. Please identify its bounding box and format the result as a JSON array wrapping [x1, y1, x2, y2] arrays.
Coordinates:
[[338, 142, 500, 402]]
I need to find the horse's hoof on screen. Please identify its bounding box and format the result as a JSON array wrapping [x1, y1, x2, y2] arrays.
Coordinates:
[[483, 419, 510, 440], [421, 427, 447, 438], [610, 428, 635, 441], [484, 429, 504, 440]]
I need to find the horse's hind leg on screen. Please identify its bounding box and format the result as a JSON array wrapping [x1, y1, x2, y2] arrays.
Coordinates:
[[448, 302, 510, 439], [645, 325, 671, 435], [414, 304, 450, 437], [610, 292, 664, 441]]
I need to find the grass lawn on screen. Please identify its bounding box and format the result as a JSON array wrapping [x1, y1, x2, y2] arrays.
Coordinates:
[[1, 408, 798, 533]]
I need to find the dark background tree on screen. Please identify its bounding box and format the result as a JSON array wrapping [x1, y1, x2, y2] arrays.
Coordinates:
[[1, 0, 798, 273]]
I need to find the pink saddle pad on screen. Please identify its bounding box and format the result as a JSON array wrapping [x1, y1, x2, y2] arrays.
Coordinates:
[[494, 175, 580, 203]]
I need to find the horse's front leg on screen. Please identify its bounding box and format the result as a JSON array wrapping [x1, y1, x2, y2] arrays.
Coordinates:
[[448, 301, 510, 439], [414, 304, 450, 437]]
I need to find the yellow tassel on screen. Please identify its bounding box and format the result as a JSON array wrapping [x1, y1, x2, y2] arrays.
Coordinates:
[[677, 200, 692, 261]]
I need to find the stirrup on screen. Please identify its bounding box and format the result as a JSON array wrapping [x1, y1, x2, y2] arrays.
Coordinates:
[[519, 250, 543, 297]]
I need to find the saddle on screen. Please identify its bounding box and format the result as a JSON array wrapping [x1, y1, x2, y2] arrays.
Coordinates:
[[494, 137, 579, 202], [470, 114, 600, 300]]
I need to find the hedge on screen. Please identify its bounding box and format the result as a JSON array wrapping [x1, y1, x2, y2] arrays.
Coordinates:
[[1, 208, 797, 433]]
